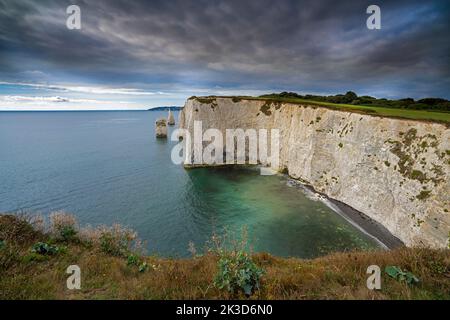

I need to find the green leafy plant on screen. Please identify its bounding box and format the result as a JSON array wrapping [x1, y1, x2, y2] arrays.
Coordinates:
[[138, 262, 149, 273], [127, 254, 139, 267], [385, 266, 419, 285], [0, 240, 5, 250], [210, 230, 264, 296], [127, 254, 149, 273], [49, 211, 78, 242], [60, 225, 77, 241], [214, 250, 264, 296], [31, 242, 60, 255]]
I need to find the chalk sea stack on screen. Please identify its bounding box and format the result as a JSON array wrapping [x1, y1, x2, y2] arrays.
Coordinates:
[[168, 109, 175, 125], [155, 118, 167, 138]]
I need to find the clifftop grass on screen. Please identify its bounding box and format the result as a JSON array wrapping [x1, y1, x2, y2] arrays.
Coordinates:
[[1, 214, 449, 300], [190, 96, 450, 125]]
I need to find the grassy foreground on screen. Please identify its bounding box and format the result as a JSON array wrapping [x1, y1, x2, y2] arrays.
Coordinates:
[[1, 214, 449, 300]]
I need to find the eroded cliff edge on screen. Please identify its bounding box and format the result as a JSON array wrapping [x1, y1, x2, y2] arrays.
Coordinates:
[[179, 97, 450, 248]]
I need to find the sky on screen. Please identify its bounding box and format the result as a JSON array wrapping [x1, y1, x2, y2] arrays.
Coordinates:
[[0, 0, 449, 110]]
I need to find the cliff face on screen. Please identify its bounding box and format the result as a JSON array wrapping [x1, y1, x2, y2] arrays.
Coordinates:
[[179, 97, 450, 248]]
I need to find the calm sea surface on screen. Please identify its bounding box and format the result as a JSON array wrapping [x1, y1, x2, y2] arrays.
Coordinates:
[[0, 111, 379, 257]]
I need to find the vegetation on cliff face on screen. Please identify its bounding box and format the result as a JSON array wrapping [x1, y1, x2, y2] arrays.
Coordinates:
[[1, 213, 449, 300], [382, 127, 448, 206]]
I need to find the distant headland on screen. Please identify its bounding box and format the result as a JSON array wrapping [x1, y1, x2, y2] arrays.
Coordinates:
[[148, 106, 183, 111]]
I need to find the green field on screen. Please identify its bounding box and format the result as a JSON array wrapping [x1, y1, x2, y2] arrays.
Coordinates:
[[215, 96, 450, 124]]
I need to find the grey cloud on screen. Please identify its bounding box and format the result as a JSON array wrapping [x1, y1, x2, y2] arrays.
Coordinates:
[[0, 0, 448, 98]]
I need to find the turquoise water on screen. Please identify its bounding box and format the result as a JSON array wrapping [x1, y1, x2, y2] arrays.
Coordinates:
[[0, 111, 379, 258]]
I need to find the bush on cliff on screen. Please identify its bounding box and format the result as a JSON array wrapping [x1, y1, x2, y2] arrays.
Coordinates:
[[210, 231, 264, 296], [260, 92, 450, 112]]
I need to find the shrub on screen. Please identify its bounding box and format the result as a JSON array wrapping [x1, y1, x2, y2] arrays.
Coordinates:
[[31, 242, 60, 255], [98, 224, 138, 257], [66, 221, 143, 257], [60, 226, 77, 241], [214, 250, 264, 296], [77, 225, 100, 246], [210, 230, 264, 297], [258, 92, 450, 112], [127, 254, 149, 273], [49, 211, 78, 242], [138, 262, 149, 273], [0, 214, 42, 245], [127, 254, 140, 267], [0, 240, 20, 269]]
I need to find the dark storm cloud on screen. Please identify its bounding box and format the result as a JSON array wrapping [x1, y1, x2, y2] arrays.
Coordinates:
[[0, 0, 449, 98]]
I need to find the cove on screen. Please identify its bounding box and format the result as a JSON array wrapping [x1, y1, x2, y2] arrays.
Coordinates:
[[0, 110, 381, 258]]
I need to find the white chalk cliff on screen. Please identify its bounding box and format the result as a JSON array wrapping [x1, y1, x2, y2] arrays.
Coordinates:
[[179, 97, 450, 248]]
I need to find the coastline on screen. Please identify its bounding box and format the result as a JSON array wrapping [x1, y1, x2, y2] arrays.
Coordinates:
[[287, 178, 404, 250]]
